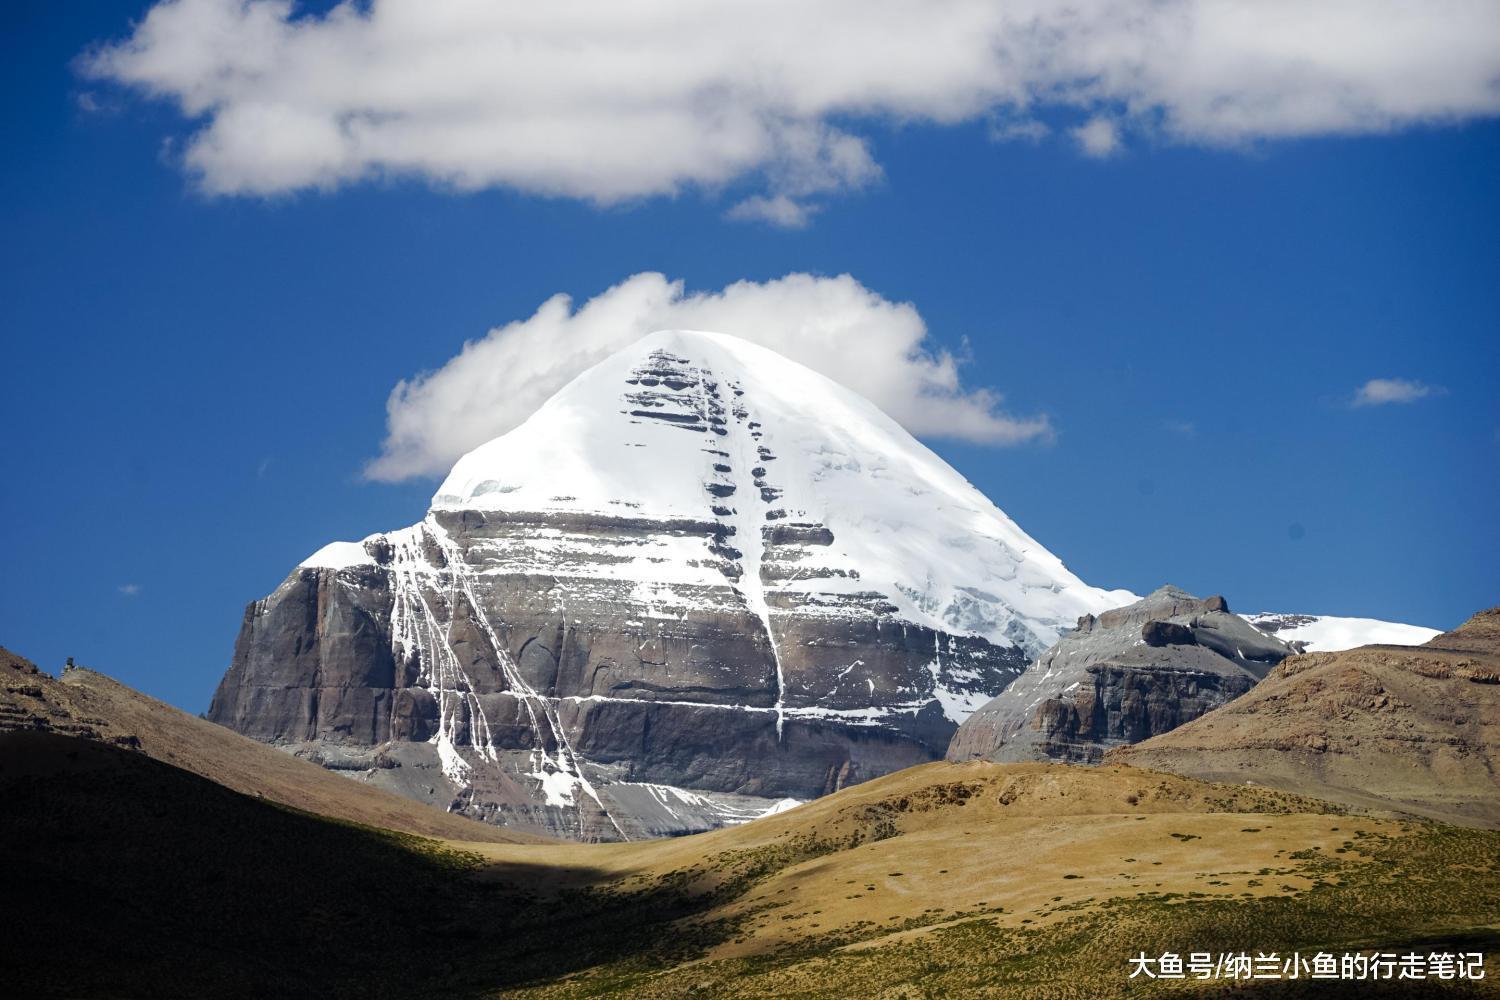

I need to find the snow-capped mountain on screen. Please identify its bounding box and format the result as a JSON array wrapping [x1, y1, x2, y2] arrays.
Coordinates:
[[209, 330, 1132, 840], [1242, 613, 1441, 652]]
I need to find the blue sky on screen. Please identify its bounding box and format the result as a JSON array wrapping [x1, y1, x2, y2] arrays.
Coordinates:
[[2, 2, 1497, 713]]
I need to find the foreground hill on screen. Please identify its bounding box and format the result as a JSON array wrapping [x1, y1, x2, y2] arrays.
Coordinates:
[[1109, 608, 1500, 828], [0, 646, 540, 843], [4, 724, 1495, 998]]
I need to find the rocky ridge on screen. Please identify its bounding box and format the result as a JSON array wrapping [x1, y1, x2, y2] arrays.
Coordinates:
[[947, 586, 1297, 764]]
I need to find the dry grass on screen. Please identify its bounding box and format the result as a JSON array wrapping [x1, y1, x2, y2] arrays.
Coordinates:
[[458, 762, 1500, 997], [1, 647, 540, 843]]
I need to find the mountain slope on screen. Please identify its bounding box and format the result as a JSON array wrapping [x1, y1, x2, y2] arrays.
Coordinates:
[[947, 586, 1297, 763], [209, 330, 1132, 839], [10, 731, 1496, 998], [0, 646, 539, 843], [1108, 607, 1500, 827]]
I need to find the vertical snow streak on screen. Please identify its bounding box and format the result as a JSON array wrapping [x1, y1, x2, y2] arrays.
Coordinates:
[[711, 374, 788, 741], [385, 522, 628, 836], [736, 504, 787, 740], [426, 519, 627, 841], [387, 531, 499, 793]]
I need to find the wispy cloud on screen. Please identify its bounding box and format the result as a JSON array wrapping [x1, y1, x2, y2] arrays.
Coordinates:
[[1351, 377, 1444, 408], [118, 583, 142, 597], [726, 195, 818, 229], [988, 118, 1050, 143], [366, 272, 1052, 481], [81, 1, 1500, 216]]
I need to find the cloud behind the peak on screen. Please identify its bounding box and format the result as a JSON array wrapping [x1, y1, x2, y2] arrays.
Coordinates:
[[365, 273, 1051, 481], [83, 0, 1500, 214]]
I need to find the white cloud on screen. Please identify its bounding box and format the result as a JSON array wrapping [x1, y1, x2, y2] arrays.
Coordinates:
[[988, 118, 1051, 143], [366, 272, 1051, 481], [83, 1, 1500, 210], [118, 583, 142, 596], [1073, 117, 1123, 158], [1351, 377, 1443, 407], [726, 194, 818, 229]]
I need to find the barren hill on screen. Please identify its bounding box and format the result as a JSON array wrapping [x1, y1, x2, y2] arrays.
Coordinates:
[[0, 645, 543, 843], [6, 731, 1496, 998], [1108, 608, 1500, 828]]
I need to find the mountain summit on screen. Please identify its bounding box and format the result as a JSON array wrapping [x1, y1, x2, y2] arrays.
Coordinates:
[[210, 330, 1132, 839]]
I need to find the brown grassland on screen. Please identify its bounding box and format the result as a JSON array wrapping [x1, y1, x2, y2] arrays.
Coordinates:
[[5, 733, 1495, 999]]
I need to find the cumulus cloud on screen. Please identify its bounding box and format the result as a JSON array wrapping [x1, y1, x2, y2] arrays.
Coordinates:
[[1073, 117, 1123, 158], [1351, 377, 1443, 407], [366, 272, 1051, 481], [82, 1, 1500, 212]]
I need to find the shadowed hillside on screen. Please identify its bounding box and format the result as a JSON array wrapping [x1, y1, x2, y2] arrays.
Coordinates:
[[0, 646, 544, 843], [4, 726, 1496, 998]]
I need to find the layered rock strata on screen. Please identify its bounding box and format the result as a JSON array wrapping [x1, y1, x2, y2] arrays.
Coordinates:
[[947, 586, 1295, 764]]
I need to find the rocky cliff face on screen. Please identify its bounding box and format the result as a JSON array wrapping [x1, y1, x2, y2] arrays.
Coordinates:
[[210, 330, 1132, 840], [946, 586, 1296, 764]]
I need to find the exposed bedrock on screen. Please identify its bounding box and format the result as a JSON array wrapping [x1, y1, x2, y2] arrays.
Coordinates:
[[208, 514, 1023, 839], [947, 586, 1297, 764]]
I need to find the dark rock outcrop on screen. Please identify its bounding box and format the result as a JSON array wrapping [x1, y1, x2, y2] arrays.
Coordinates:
[[947, 586, 1297, 764]]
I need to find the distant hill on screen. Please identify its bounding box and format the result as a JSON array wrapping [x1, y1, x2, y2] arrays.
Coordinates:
[[1108, 607, 1500, 828], [0, 645, 543, 843]]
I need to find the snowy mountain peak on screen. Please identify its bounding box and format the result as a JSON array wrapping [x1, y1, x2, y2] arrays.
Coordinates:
[[430, 329, 1132, 657], [253, 329, 1137, 839]]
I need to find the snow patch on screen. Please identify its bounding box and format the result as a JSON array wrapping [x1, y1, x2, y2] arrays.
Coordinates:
[[300, 540, 370, 570], [757, 798, 802, 818], [1243, 612, 1440, 652]]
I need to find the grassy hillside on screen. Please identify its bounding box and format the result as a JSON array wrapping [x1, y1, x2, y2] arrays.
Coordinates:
[[0, 646, 544, 843], [478, 761, 1500, 998], [4, 737, 1496, 998]]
